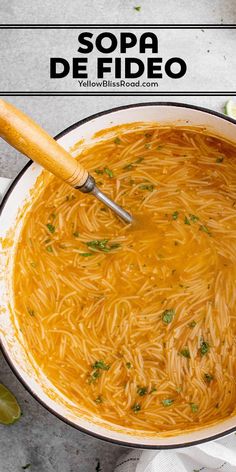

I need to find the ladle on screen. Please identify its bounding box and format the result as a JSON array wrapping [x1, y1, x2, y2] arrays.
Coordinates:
[[0, 99, 133, 224]]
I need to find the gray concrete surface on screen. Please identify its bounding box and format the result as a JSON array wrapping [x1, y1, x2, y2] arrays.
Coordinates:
[[1, 353, 126, 472], [0, 2, 236, 472], [0, 0, 235, 25]]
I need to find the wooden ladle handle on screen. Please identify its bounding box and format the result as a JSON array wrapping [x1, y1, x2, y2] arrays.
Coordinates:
[[0, 99, 88, 188]]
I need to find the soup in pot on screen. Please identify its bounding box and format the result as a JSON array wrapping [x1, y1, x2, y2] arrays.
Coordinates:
[[14, 124, 236, 435]]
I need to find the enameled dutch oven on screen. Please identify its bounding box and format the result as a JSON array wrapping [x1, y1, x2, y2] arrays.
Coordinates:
[[1, 102, 236, 448]]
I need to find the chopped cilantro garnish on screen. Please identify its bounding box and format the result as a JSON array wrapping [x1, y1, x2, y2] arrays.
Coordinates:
[[139, 184, 154, 191], [172, 211, 179, 220], [137, 386, 148, 396], [104, 167, 113, 178], [188, 320, 197, 328], [200, 340, 210, 356], [199, 225, 211, 235], [216, 156, 224, 163], [150, 386, 157, 393], [132, 403, 141, 413], [124, 157, 144, 170], [65, 194, 76, 201], [123, 163, 133, 170], [27, 307, 35, 317], [126, 362, 132, 369], [162, 308, 175, 324], [46, 245, 53, 253], [95, 395, 103, 404], [135, 157, 144, 164], [204, 373, 213, 383], [93, 360, 110, 371], [73, 231, 79, 237], [162, 398, 174, 407], [189, 214, 199, 222], [190, 403, 198, 413], [109, 243, 121, 249], [180, 348, 190, 358], [176, 386, 182, 393], [86, 239, 120, 252], [144, 143, 151, 149], [87, 239, 109, 251], [88, 370, 101, 384], [94, 169, 104, 175], [46, 223, 55, 233], [114, 137, 121, 144], [22, 465, 31, 470], [134, 5, 141, 11], [184, 216, 191, 225]]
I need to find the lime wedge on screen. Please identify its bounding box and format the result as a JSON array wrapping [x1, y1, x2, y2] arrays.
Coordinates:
[[0, 383, 21, 424], [224, 100, 236, 119]]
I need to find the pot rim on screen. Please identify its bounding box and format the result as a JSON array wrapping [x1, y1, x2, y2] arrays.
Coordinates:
[[1, 100, 236, 449]]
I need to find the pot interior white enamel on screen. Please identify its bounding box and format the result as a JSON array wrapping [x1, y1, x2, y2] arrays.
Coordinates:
[[1, 103, 236, 448]]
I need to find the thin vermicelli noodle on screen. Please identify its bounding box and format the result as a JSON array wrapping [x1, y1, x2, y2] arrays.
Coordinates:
[[14, 124, 236, 434]]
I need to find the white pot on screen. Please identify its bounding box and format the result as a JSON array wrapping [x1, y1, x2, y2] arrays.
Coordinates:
[[1, 102, 236, 449]]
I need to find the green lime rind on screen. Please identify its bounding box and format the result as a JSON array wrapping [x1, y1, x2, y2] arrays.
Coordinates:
[[0, 383, 21, 425], [224, 100, 236, 119]]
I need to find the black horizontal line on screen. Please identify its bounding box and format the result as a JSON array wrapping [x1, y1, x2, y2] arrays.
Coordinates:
[[0, 91, 235, 93], [0, 92, 235, 96], [0, 24, 235, 29]]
